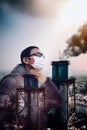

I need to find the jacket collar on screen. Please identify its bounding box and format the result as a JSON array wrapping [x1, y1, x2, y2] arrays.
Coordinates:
[[11, 64, 29, 75]]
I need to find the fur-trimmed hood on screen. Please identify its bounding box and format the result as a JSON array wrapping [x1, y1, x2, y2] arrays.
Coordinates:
[[11, 64, 29, 74]]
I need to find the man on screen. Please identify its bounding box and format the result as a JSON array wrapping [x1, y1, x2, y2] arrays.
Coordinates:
[[0, 46, 66, 130]]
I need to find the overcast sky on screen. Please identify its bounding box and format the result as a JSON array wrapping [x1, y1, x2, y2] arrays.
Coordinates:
[[0, 0, 87, 76]]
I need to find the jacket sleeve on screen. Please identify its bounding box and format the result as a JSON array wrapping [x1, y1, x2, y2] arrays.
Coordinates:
[[42, 78, 64, 110], [0, 75, 17, 123]]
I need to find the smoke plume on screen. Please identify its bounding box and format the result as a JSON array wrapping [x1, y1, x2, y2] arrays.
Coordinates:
[[62, 23, 87, 58], [0, 0, 68, 30], [0, 0, 63, 17]]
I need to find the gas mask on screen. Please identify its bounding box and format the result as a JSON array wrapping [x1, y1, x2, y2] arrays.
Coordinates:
[[31, 55, 45, 70]]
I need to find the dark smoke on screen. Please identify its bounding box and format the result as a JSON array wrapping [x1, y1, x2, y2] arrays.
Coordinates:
[[0, 0, 58, 29], [0, 0, 24, 8], [63, 23, 87, 58], [0, 0, 70, 18], [0, 0, 69, 31], [0, 0, 59, 16], [0, 0, 61, 31]]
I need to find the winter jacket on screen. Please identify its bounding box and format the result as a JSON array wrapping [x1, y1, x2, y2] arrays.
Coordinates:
[[0, 64, 64, 130]]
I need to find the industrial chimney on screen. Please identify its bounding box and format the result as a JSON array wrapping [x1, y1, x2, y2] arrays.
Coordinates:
[[51, 60, 76, 130], [51, 60, 70, 80]]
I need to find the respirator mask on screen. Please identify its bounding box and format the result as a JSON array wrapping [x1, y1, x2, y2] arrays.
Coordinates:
[[31, 55, 45, 70]]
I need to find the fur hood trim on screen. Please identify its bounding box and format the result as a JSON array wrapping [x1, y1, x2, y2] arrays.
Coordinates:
[[11, 64, 28, 74]]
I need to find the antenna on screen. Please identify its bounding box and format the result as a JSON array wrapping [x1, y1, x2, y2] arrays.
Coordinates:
[[59, 51, 61, 60]]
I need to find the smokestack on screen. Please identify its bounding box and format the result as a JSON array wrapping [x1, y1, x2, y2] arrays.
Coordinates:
[[63, 23, 87, 58], [51, 60, 70, 80]]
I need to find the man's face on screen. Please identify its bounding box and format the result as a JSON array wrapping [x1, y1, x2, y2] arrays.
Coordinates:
[[23, 48, 45, 70], [29, 48, 42, 64], [29, 48, 45, 70]]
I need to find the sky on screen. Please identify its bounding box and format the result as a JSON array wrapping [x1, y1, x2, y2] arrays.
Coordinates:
[[0, 0, 87, 77]]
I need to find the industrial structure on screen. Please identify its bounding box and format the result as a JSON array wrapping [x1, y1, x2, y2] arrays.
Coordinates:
[[16, 87, 45, 130], [15, 60, 87, 130], [51, 60, 87, 130]]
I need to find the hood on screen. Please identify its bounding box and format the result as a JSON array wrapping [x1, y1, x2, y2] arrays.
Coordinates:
[[11, 64, 29, 75]]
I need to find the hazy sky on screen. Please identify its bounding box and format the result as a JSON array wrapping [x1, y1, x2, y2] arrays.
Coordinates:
[[0, 0, 87, 76]]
